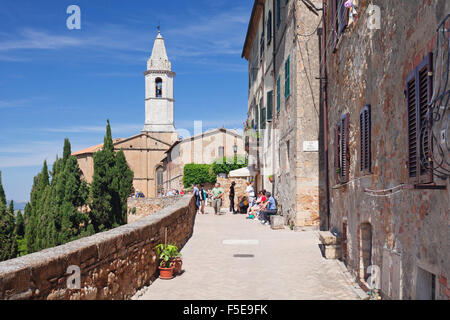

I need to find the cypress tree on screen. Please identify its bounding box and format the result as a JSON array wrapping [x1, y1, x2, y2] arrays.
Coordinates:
[[0, 190, 18, 261], [15, 210, 25, 237], [0, 170, 6, 206], [90, 120, 134, 231]]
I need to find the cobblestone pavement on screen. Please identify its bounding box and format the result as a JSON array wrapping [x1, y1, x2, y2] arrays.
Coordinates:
[[134, 207, 360, 300]]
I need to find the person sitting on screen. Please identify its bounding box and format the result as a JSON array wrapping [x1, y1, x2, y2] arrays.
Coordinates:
[[238, 196, 249, 213], [260, 192, 277, 225], [247, 190, 266, 219]]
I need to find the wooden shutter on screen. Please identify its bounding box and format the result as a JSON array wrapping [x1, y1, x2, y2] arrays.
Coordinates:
[[340, 113, 350, 183], [360, 105, 371, 173], [406, 71, 418, 181], [334, 124, 340, 184], [417, 53, 433, 183], [406, 53, 433, 184], [277, 76, 281, 113], [338, 0, 349, 35], [267, 91, 273, 121]]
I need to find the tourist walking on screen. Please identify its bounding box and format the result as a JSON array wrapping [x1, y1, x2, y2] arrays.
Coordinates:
[[211, 183, 224, 215], [199, 184, 208, 214], [229, 181, 237, 214], [193, 184, 200, 212]]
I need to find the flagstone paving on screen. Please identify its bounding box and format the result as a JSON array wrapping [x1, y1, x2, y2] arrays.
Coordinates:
[[133, 207, 360, 300]]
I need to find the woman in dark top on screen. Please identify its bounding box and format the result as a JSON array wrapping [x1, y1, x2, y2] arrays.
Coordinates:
[[229, 181, 237, 214]]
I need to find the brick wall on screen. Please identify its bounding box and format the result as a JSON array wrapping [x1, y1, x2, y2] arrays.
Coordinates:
[[0, 195, 196, 300]]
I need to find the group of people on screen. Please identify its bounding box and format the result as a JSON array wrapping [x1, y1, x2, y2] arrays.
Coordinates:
[[193, 183, 224, 215], [244, 181, 277, 225], [192, 180, 277, 225], [162, 189, 185, 197]]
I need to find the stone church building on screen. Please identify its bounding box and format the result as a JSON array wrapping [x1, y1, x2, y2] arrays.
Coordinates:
[[73, 31, 224, 198]]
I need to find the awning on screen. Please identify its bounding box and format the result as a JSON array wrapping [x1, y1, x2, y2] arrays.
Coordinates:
[[228, 166, 256, 177]]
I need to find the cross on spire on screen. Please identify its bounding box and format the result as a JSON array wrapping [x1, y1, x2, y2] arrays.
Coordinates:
[[157, 21, 161, 33]]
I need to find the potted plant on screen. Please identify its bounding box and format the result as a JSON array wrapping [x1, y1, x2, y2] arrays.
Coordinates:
[[171, 251, 183, 275], [268, 174, 274, 183], [155, 243, 179, 279]]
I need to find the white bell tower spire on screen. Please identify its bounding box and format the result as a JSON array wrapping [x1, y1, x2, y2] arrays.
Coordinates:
[[142, 31, 176, 132]]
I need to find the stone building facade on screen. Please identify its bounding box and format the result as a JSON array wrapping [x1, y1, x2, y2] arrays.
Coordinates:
[[161, 128, 244, 192], [322, 0, 449, 299], [242, 0, 322, 227]]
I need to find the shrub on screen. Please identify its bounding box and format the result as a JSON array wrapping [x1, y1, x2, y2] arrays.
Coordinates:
[[211, 155, 247, 175], [182, 164, 216, 188]]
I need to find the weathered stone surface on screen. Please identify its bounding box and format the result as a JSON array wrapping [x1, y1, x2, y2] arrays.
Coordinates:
[[0, 195, 196, 300], [323, 245, 342, 260], [319, 231, 341, 245], [270, 215, 285, 230]]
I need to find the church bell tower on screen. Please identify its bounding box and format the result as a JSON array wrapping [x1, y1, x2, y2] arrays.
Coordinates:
[[142, 31, 176, 132]]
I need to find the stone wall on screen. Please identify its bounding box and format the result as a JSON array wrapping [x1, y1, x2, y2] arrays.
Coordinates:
[[216, 177, 248, 211], [127, 195, 183, 223], [324, 0, 450, 299], [0, 195, 196, 300]]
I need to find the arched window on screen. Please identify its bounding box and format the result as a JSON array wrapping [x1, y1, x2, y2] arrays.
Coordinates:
[[156, 166, 164, 195], [155, 77, 163, 98]]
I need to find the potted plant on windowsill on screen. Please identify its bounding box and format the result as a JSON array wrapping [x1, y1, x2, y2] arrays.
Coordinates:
[[155, 244, 180, 279], [268, 174, 274, 183]]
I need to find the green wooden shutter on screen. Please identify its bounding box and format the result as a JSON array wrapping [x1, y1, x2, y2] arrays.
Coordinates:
[[285, 56, 290, 98], [267, 91, 273, 121], [277, 76, 281, 113]]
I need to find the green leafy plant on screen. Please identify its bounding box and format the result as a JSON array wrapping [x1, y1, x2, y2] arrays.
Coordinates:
[[182, 164, 216, 188], [211, 156, 247, 175], [155, 244, 180, 268]]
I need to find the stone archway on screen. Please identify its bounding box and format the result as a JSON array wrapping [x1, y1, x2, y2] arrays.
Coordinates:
[[359, 222, 373, 282]]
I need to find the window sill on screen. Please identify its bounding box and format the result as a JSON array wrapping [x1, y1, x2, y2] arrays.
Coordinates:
[[413, 184, 447, 190]]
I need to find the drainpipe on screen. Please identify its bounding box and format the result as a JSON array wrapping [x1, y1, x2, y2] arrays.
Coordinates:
[[320, 0, 330, 230], [272, 0, 277, 197]]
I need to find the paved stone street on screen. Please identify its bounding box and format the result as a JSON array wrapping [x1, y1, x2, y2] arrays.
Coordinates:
[[134, 207, 360, 300]]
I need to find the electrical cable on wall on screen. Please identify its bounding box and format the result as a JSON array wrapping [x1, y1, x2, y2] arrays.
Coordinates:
[[421, 14, 450, 180]]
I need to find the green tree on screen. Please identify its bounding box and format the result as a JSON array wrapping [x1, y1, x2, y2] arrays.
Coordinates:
[[90, 120, 134, 231], [0, 194, 18, 261], [182, 164, 216, 188], [211, 155, 247, 175]]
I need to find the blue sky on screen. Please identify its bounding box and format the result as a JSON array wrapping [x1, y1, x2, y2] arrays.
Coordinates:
[[0, 0, 252, 202]]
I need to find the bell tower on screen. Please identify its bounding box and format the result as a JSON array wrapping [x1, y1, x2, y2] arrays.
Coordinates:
[[142, 31, 176, 132]]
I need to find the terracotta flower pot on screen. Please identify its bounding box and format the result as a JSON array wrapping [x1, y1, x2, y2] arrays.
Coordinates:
[[172, 257, 183, 275], [158, 266, 174, 279]]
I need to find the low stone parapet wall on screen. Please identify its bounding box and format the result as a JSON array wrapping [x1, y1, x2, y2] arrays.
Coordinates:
[[127, 195, 184, 223], [0, 195, 196, 300]]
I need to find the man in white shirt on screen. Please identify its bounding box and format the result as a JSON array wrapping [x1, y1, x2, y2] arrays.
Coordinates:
[[246, 181, 255, 208]]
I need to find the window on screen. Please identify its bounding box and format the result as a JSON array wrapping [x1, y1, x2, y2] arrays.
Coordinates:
[[360, 105, 371, 173], [255, 104, 259, 129], [284, 56, 290, 98], [156, 167, 164, 195], [155, 77, 163, 97], [267, 90, 273, 121], [277, 76, 281, 113], [335, 113, 350, 184], [276, 0, 281, 29], [267, 11, 272, 45], [406, 53, 433, 184], [218, 146, 224, 158], [331, 0, 349, 52]]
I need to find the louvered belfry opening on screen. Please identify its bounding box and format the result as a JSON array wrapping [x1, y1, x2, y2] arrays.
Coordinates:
[[360, 105, 371, 173], [406, 53, 433, 184]]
